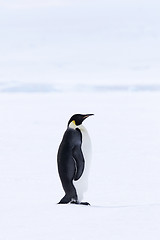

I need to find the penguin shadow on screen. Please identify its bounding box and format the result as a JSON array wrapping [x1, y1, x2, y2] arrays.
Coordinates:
[[90, 203, 160, 209], [57, 202, 160, 208]]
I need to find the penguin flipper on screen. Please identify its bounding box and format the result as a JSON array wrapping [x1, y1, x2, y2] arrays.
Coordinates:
[[72, 145, 85, 181]]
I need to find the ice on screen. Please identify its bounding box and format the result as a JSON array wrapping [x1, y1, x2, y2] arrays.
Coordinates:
[[0, 91, 160, 239]]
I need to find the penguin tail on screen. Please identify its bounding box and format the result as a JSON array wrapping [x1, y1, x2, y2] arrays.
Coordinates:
[[58, 194, 77, 204]]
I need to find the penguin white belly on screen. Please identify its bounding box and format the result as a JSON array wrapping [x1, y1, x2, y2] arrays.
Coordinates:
[[73, 125, 92, 202]]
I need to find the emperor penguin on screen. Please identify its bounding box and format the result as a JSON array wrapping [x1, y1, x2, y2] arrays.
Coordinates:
[[57, 114, 93, 205]]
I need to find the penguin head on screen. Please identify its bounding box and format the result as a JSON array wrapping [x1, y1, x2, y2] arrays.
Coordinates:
[[68, 114, 94, 127]]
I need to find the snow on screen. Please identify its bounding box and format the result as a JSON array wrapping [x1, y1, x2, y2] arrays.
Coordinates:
[[0, 91, 160, 239]]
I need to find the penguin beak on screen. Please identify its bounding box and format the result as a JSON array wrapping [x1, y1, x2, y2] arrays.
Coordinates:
[[83, 114, 94, 119]]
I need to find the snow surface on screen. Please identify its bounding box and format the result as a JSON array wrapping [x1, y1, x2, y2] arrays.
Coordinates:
[[0, 91, 160, 240]]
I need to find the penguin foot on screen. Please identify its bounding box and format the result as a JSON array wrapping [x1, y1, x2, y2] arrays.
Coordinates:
[[70, 200, 79, 204], [80, 202, 90, 206], [70, 201, 90, 206]]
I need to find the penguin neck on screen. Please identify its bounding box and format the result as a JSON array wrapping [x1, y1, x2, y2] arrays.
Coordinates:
[[68, 121, 83, 130], [68, 122, 88, 136]]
